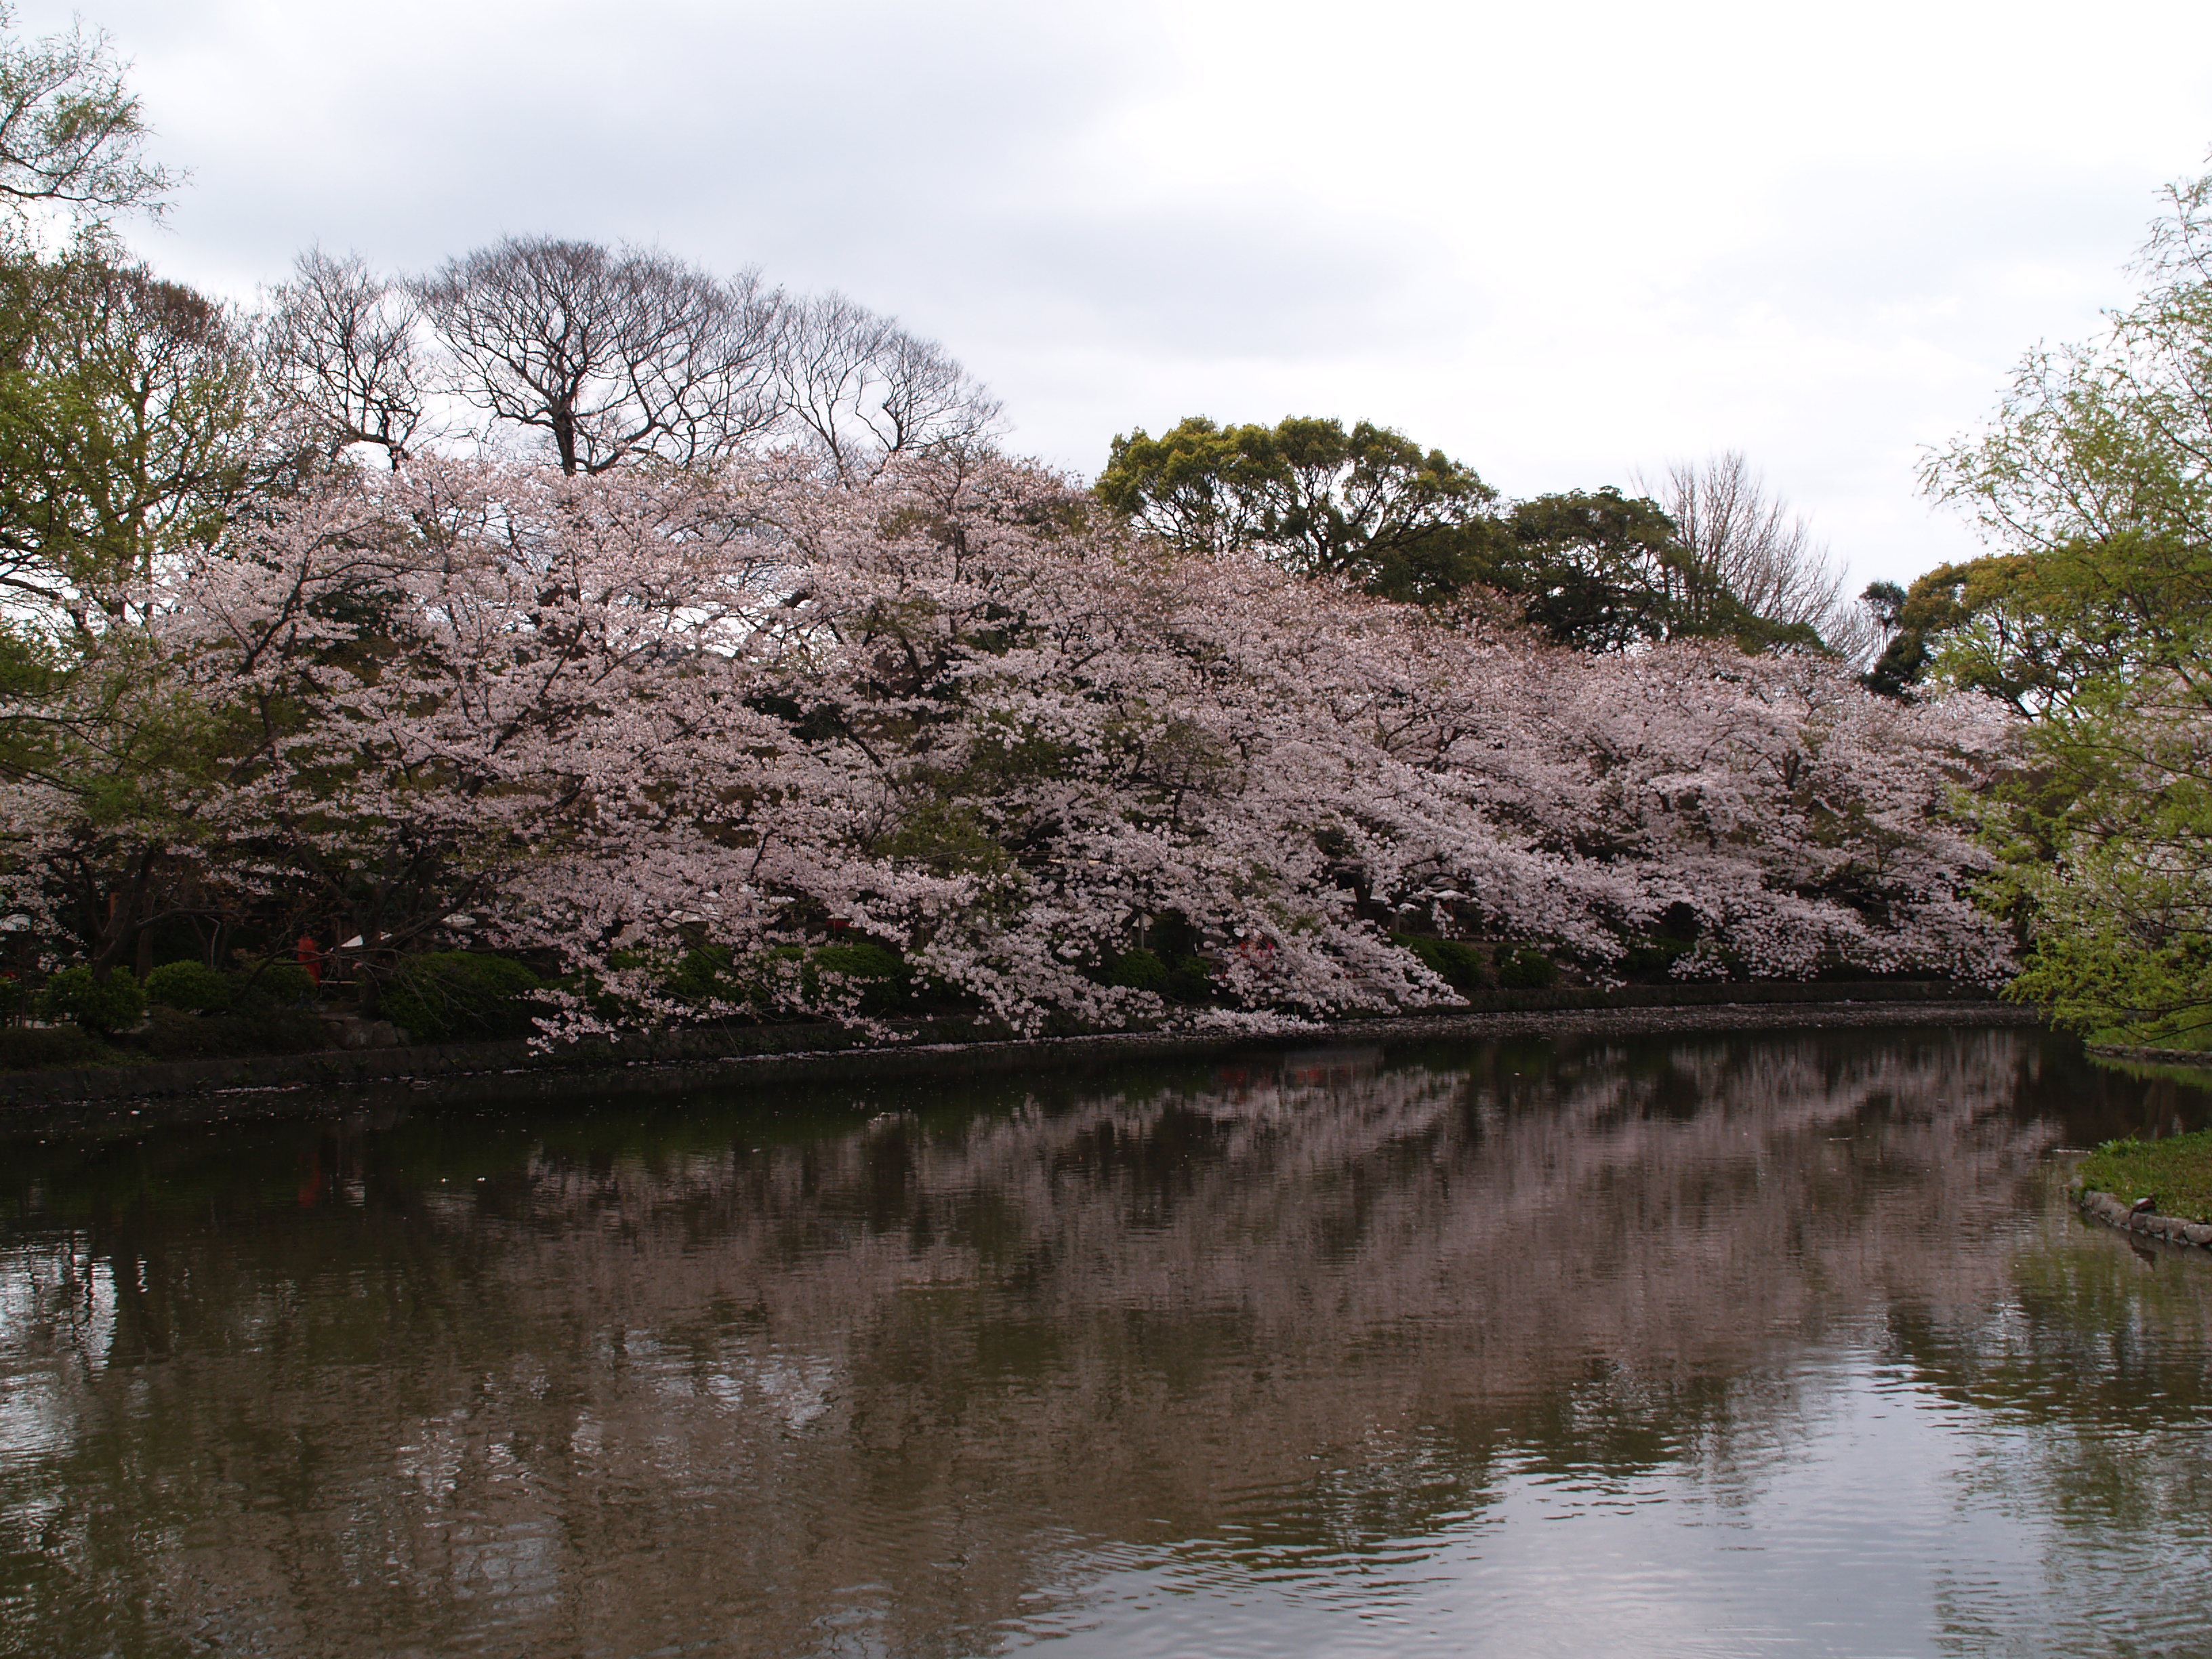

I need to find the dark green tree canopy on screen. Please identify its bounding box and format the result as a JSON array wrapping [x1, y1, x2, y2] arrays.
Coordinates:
[[1097, 415, 1497, 603], [1870, 534, 2212, 713], [1099, 415, 1832, 653], [1486, 487, 1687, 652]]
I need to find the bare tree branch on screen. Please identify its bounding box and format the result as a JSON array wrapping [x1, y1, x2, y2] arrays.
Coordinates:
[[0, 4, 176, 230], [414, 237, 784, 475], [1645, 451, 1862, 656], [775, 292, 1001, 480], [261, 249, 432, 469]]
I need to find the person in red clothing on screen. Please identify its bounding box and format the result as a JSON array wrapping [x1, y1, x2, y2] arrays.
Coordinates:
[[295, 934, 322, 985]]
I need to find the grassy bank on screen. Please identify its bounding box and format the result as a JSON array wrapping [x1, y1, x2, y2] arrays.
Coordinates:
[[2078, 1129, 2212, 1224]]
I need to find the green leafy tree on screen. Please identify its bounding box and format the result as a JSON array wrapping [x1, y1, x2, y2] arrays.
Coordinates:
[[1486, 487, 1694, 651], [0, 2, 176, 234], [0, 245, 279, 985], [0, 245, 266, 638], [1924, 165, 2212, 1040], [1097, 415, 1498, 602], [1100, 417, 1832, 651], [0, 620, 246, 981], [0, 12, 295, 987]]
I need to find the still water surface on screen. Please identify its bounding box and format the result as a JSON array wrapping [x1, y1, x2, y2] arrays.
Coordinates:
[[3, 1026, 2211, 1657]]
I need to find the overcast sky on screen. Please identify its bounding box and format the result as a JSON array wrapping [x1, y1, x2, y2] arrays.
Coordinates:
[[21, 0, 2212, 587]]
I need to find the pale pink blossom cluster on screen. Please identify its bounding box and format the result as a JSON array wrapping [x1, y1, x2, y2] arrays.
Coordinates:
[[14, 453, 2015, 1034]]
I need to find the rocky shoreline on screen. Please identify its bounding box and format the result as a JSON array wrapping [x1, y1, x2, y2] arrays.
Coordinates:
[[2077, 1187, 2212, 1250], [0, 995, 2043, 1132], [2085, 1042, 2212, 1068]]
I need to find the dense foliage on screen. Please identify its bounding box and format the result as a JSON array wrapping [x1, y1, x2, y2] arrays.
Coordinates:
[[1099, 417, 1864, 653], [1912, 168, 2212, 1044], [0, 449, 2012, 1038]]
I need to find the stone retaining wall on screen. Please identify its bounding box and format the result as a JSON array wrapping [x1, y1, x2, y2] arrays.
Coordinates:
[[0, 996, 2046, 1128]]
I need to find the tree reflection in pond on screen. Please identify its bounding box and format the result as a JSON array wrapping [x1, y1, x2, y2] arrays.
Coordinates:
[[1, 1027, 2207, 1658]]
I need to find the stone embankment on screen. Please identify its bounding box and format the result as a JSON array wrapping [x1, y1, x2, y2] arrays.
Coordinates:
[[2078, 1187, 2212, 1250], [0, 985, 2043, 1130]]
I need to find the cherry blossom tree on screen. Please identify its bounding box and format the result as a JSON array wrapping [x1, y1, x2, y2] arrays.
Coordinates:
[[1, 450, 2016, 1030]]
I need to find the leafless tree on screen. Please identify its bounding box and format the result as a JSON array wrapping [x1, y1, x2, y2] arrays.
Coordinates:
[[1645, 451, 1874, 659], [258, 234, 1001, 487], [260, 249, 432, 470], [775, 292, 1002, 480], [413, 237, 784, 475]]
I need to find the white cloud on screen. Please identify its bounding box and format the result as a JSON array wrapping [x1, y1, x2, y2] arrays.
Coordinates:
[[21, 0, 2212, 585]]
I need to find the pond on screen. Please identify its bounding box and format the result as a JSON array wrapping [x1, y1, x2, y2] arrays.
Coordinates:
[[3, 1025, 2211, 1658]]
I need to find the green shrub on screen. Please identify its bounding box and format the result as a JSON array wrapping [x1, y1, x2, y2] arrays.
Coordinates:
[[0, 975, 23, 1021], [1109, 945, 1210, 1002], [37, 965, 146, 1035], [1497, 946, 1557, 990], [1393, 934, 1490, 996], [809, 941, 912, 1014], [380, 953, 544, 1043], [1107, 947, 1171, 995], [1619, 936, 1692, 977], [1167, 955, 1215, 1004], [229, 961, 316, 1012], [0, 1025, 102, 1069], [1090, 918, 1217, 1004], [591, 940, 922, 1025], [661, 944, 741, 1006], [145, 960, 232, 1013]]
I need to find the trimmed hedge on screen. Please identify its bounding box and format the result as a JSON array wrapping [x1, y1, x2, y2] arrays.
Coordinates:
[[38, 966, 145, 1035], [139, 1005, 329, 1058], [1497, 946, 1558, 989], [145, 960, 233, 1013], [1108, 947, 1171, 995], [647, 941, 916, 1017], [230, 962, 316, 1012], [1106, 945, 1212, 1004], [808, 942, 912, 1015]]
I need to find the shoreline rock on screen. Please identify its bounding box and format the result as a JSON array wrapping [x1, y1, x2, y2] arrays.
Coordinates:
[[2085, 1042, 2212, 1068], [2077, 1187, 2212, 1249]]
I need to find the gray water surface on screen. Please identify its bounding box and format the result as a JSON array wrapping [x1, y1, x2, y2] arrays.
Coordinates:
[[3, 1027, 2211, 1657]]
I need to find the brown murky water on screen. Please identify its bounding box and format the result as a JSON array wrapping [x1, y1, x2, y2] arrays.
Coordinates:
[[3, 1026, 2211, 1658]]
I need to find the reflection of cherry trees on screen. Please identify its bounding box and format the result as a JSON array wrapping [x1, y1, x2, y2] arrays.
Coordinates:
[[5, 453, 2012, 1027], [4, 1030, 2167, 1657]]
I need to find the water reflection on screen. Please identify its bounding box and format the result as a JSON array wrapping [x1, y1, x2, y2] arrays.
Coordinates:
[[1, 1027, 2209, 1657]]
